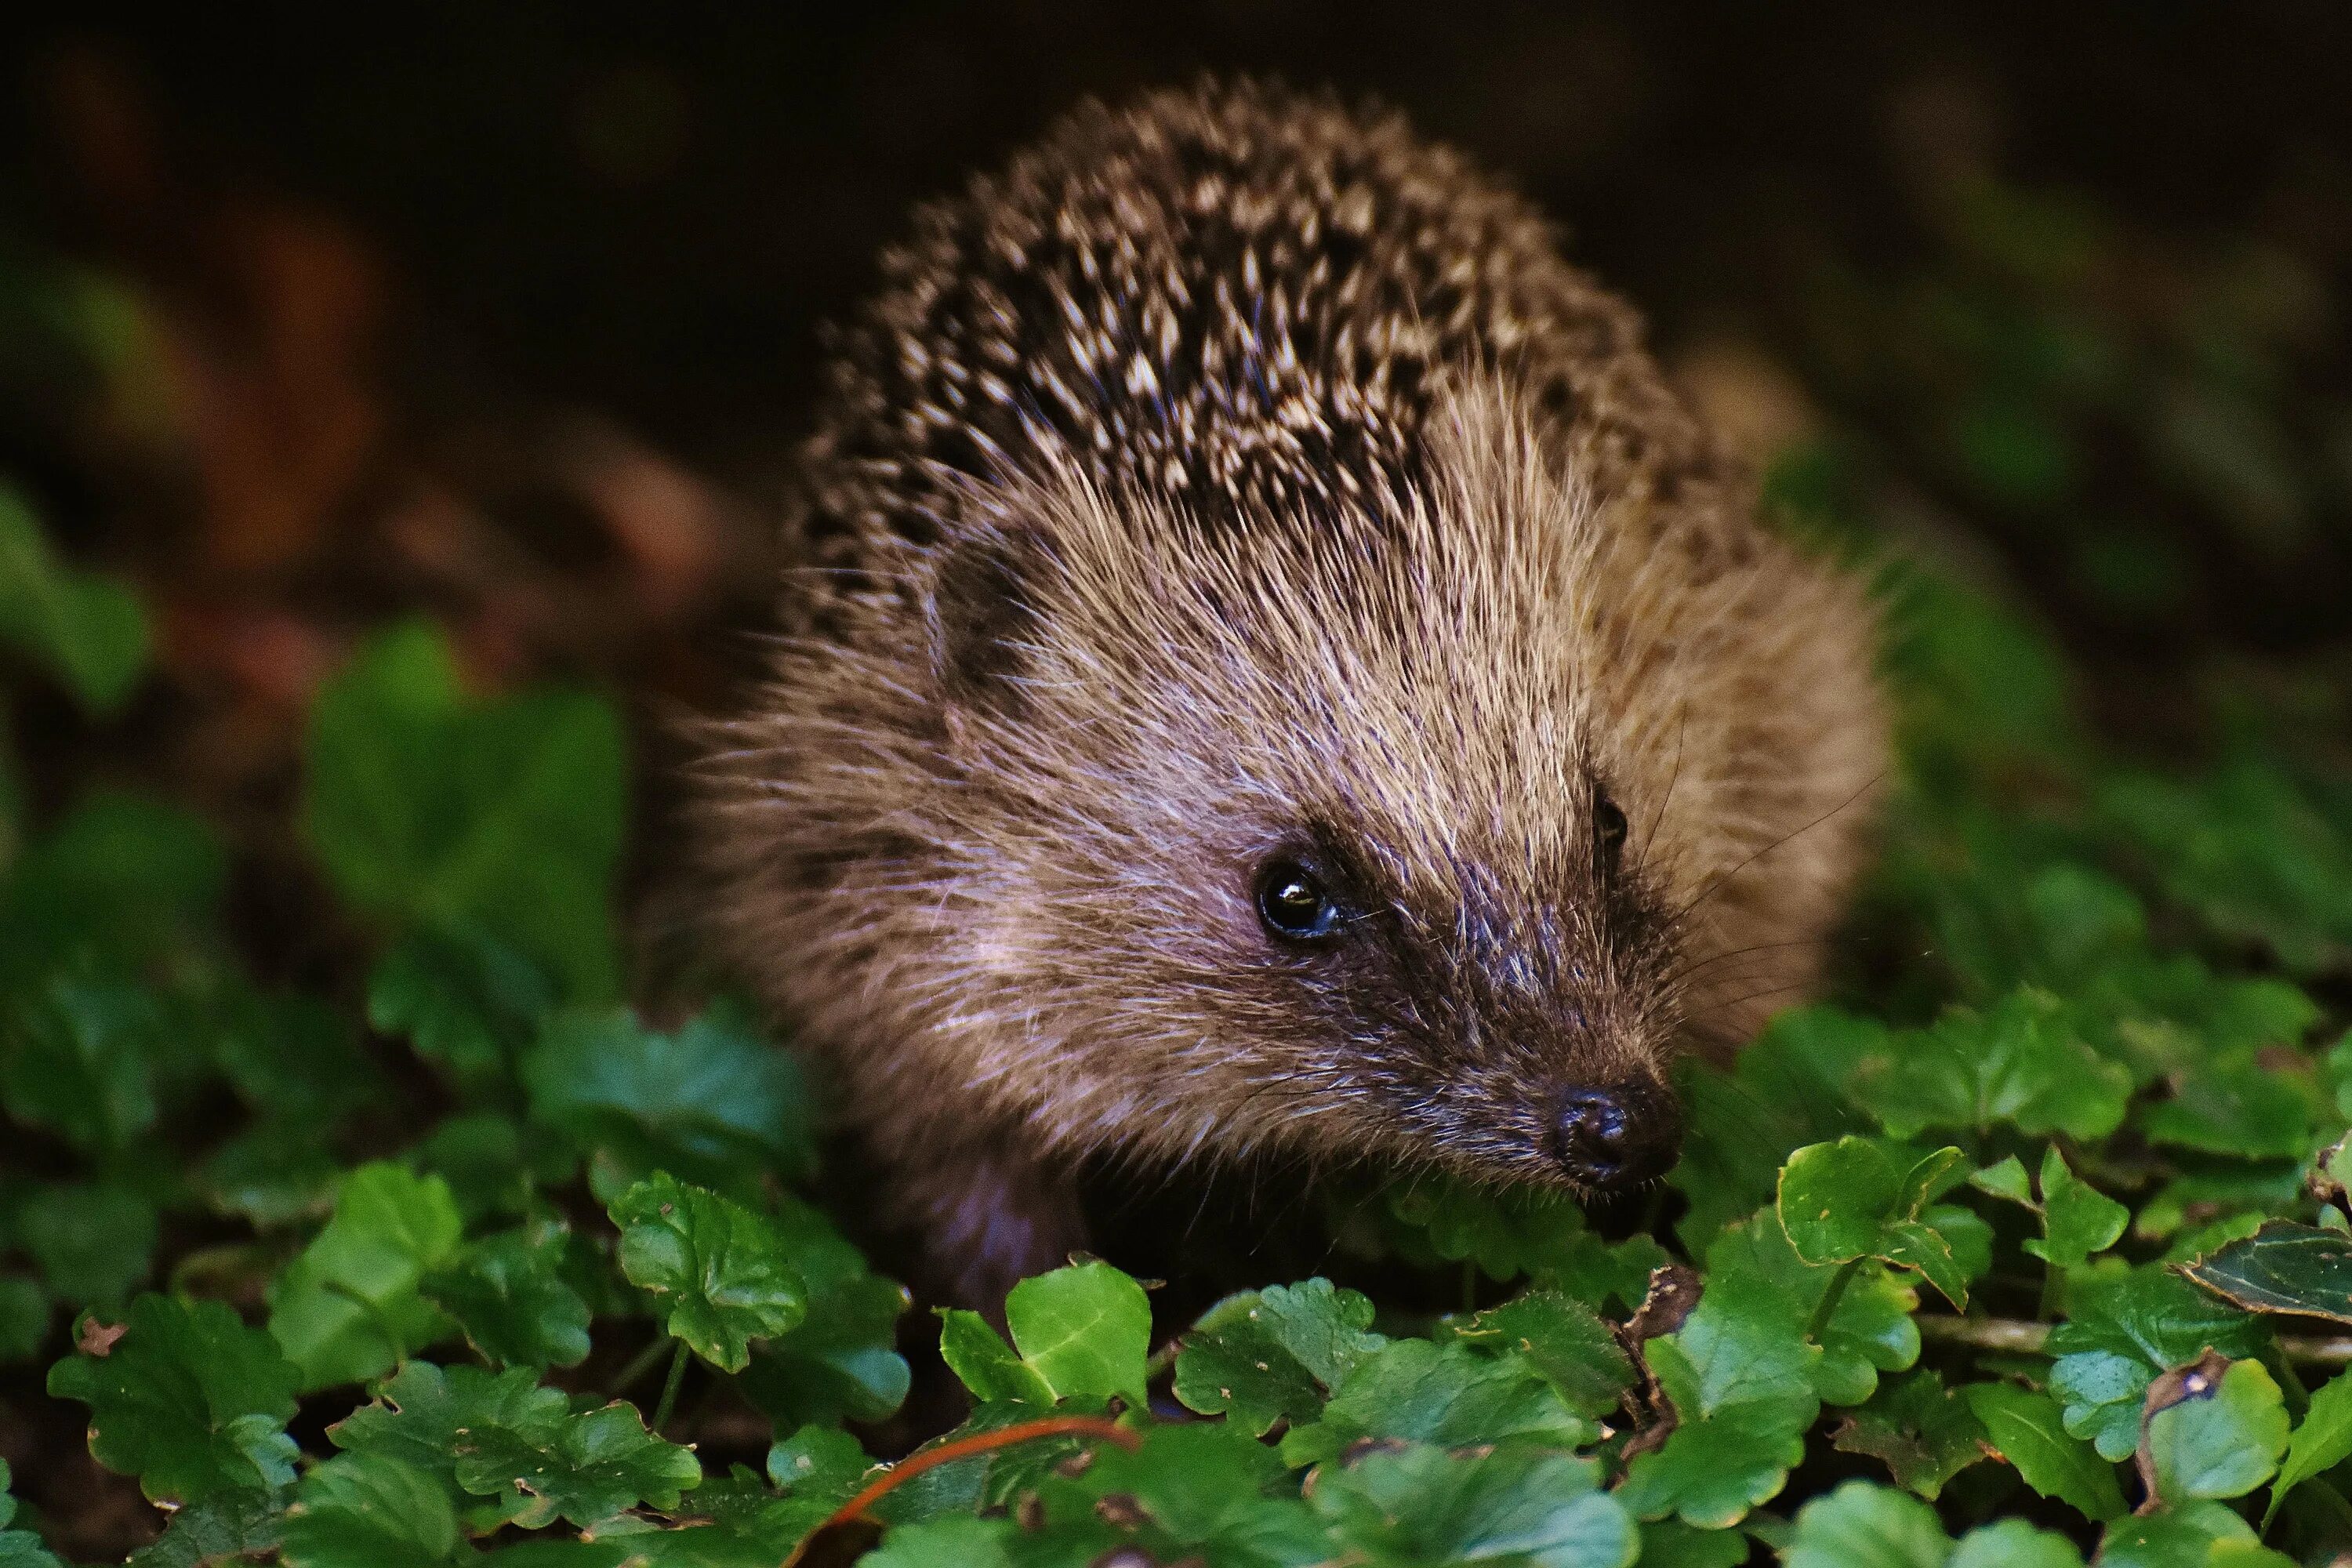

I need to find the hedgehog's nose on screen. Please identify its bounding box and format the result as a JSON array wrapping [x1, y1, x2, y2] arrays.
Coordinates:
[[1549, 1078, 1680, 1189]]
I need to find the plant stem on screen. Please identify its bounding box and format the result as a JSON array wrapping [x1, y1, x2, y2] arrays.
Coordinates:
[[614, 1332, 677, 1394], [652, 1339, 689, 1432], [1913, 1313, 2352, 1367], [1806, 1258, 1865, 1342]]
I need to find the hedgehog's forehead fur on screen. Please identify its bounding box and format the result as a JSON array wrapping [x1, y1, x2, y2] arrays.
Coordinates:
[[699, 81, 1886, 1189]]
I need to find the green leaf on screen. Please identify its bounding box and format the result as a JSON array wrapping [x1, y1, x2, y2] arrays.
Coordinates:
[[1309, 1442, 1636, 1568], [1962, 1381, 2125, 1522], [328, 1359, 565, 1481], [2140, 1354, 2288, 1504], [2141, 1059, 2322, 1162], [937, 1309, 1054, 1404], [279, 1453, 459, 1568], [419, 1225, 592, 1371], [1852, 989, 2130, 1142], [609, 1172, 807, 1373], [2045, 1263, 2267, 1460], [2023, 1147, 2129, 1272], [1374, 1174, 1606, 1283], [1439, 1289, 1633, 1421], [299, 621, 626, 999], [2178, 1219, 2352, 1325], [735, 1195, 910, 1427], [2, 975, 162, 1152], [47, 1293, 301, 1504], [122, 1485, 285, 1568], [2094, 1499, 2297, 1568], [1004, 1260, 1152, 1405], [1947, 1519, 2085, 1568], [1174, 1278, 1385, 1435], [0, 485, 149, 714], [1704, 1209, 1918, 1407], [1784, 1480, 1951, 1568], [368, 927, 555, 1085], [0, 1460, 65, 1568], [1778, 1138, 1971, 1307], [452, 1399, 702, 1529], [857, 1516, 1016, 1568], [0, 1277, 47, 1363], [20, 1181, 155, 1308], [0, 791, 223, 997], [1615, 1336, 1814, 1530], [522, 1006, 814, 1196], [1281, 1338, 1593, 1468], [1831, 1370, 1989, 1500], [1969, 1155, 2033, 1206], [266, 1163, 464, 1390], [2270, 1366, 2352, 1526]]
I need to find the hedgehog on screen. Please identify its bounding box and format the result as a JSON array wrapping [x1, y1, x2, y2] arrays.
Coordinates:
[[696, 81, 1887, 1308]]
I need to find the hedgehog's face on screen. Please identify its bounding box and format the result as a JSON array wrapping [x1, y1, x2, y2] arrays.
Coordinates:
[[921, 415, 1711, 1195]]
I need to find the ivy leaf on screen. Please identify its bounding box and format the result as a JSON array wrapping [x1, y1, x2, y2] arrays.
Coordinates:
[[419, 1225, 592, 1372], [2268, 1366, 2352, 1527], [2178, 1219, 2352, 1325], [1963, 1382, 2126, 1523], [1831, 1370, 1990, 1501], [2045, 1263, 2267, 1461], [1174, 1278, 1385, 1435], [2022, 1147, 2129, 1272], [990, 1261, 1152, 1406], [20, 1181, 156, 1308], [452, 1400, 702, 1529], [1280, 1338, 1592, 1468], [2138, 1352, 2288, 1504], [299, 620, 626, 1000], [1439, 1290, 1634, 1421], [522, 1006, 814, 1196], [0, 485, 148, 715], [267, 1163, 464, 1390], [1852, 989, 2130, 1142], [1308, 1442, 1636, 1568], [736, 1195, 911, 1426], [46, 1293, 301, 1504], [367, 927, 554, 1086], [2, 975, 162, 1152], [1783, 1480, 1952, 1568], [278, 1453, 461, 1568], [608, 1172, 807, 1373], [1778, 1138, 1971, 1308]]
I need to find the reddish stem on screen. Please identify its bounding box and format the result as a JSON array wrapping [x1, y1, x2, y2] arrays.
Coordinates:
[[785, 1412, 1139, 1563]]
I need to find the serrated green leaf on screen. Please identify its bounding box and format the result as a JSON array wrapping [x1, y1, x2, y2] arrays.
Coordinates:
[[736, 1194, 909, 1427], [1831, 1370, 1989, 1500], [1963, 1381, 2125, 1522], [2045, 1263, 2267, 1461], [1784, 1480, 1951, 1568], [1174, 1278, 1385, 1435], [47, 1293, 301, 1504], [2142, 1355, 2288, 1504], [1004, 1259, 1152, 1406], [122, 1484, 285, 1568], [1282, 1338, 1592, 1468], [2, 975, 161, 1152], [1852, 988, 2130, 1141], [937, 1309, 1053, 1404], [609, 1172, 806, 1372], [266, 1163, 463, 1390], [522, 1006, 813, 1196], [1615, 1336, 1813, 1529], [1779, 1138, 1972, 1308], [1310, 1442, 1635, 1568], [299, 620, 626, 1000], [280, 1452, 459, 1568], [368, 926, 555, 1086], [2024, 1146, 2129, 1272], [1440, 1289, 1633, 1421], [420, 1225, 591, 1371], [452, 1399, 702, 1528]]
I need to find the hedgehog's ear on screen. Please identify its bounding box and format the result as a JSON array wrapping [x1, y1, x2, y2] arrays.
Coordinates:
[[931, 526, 1047, 724]]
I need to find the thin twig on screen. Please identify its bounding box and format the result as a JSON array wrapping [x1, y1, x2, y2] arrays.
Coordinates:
[[1915, 1314, 2352, 1367]]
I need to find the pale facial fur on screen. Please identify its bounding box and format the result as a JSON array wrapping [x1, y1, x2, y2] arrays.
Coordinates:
[[700, 376, 1884, 1192]]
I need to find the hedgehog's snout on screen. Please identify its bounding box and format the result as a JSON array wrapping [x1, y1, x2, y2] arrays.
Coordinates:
[[1547, 1076, 1681, 1189]]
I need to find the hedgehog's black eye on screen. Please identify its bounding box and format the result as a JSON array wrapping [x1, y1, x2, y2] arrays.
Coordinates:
[[1594, 793, 1629, 876], [1254, 858, 1340, 940]]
